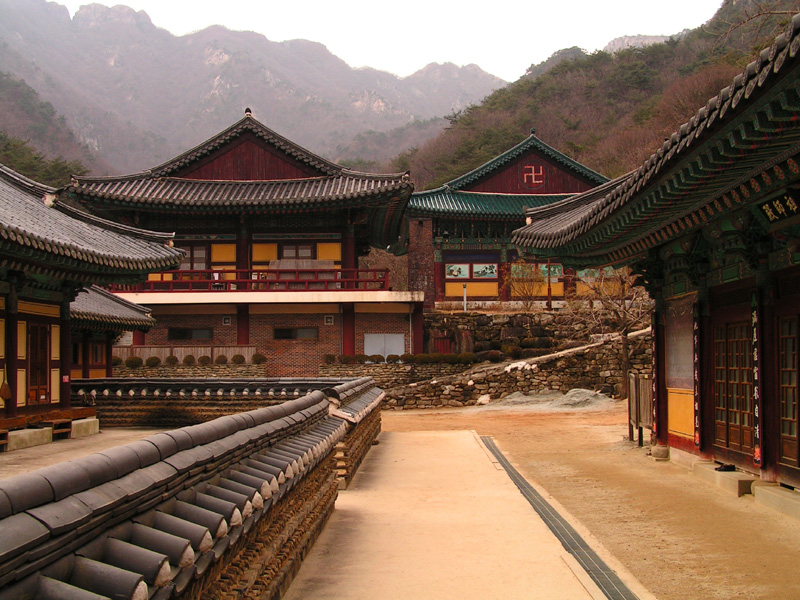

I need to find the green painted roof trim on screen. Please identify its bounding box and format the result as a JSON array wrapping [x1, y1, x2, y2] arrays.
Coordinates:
[[444, 132, 609, 191], [408, 189, 571, 219]]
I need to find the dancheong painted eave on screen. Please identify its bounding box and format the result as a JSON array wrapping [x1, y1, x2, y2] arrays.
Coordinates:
[[513, 14, 800, 266], [407, 188, 573, 220], [0, 163, 183, 278]]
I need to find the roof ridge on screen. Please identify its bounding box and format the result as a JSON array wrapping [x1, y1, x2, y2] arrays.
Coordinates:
[[0, 163, 58, 196], [444, 132, 609, 191], [147, 114, 344, 177]]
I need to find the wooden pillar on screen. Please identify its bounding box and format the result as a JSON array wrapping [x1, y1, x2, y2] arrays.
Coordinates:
[[82, 335, 91, 379], [341, 303, 355, 356], [4, 286, 18, 419], [237, 305, 250, 346], [105, 334, 114, 377], [237, 219, 250, 273], [434, 255, 444, 303], [412, 303, 424, 354], [59, 300, 71, 409], [499, 248, 510, 302], [653, 304, 669, 447]]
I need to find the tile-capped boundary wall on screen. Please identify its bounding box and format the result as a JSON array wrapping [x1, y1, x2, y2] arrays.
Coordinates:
[[384, 330, 652, 409], [0, 377, 382, 600], [72, 377, 347, 427]]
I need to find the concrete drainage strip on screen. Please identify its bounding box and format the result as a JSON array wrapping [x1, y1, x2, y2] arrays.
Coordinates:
[[0, 377, 382, 600]]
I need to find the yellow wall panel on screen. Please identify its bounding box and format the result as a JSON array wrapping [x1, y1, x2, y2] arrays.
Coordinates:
[[50, 369, 60, 403], [445, 282, 499, 297], [51, 325, 60, 361], [89, 368, 107, 379], [667, 388, 694, 437], [317, 242, 342, 261], [18, 301, 60, 317], [211, 243, 236, 263], [17, 321, 26, 359], [148, 272, 173, 281], [71, 368, 83, 380], [16, 369, 26, 407], [252, 243, 278, 262]]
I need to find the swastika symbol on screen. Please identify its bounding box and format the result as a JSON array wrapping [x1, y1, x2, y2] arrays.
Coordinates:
[[522, 165, 545, 186]]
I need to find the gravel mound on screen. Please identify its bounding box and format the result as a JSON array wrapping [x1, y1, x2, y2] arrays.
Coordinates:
[[478, 388, 616, 412]]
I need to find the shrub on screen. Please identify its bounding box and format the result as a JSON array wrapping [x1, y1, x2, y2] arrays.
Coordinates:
[[354, 354, 368, 364], [428, 353, 445, 363], [198, 355, 212, 366], [164, 355, 179, 366], [323, 354, 336, 364], [458, 352, 477, 364], [252, 353, 267, 364], [414, 353, 432, 364], [474, 341, 491, 352], [183, 354, 196, 366], [521, 337, 537, 348], [231, 354, 246, 364], [368, 354, 384, 363], [475, 350, 492, 362], [111, 356, 122, 366], [444, 353, 460, 364], [338, 354, 354, 364], [521, 348, 541, 358], [125, 356, 143, 369], [490, 340, 502, 350], [510, 346, 523, 359], [399, 353, 415, 364], [487, 350, 505, 363], [145, 356, 161, 368], [386, 354, 400, 364], [214, 355, 228, 365]]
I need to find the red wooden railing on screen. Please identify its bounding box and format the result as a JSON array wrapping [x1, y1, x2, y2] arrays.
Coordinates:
[[112, 268, 390, 292]]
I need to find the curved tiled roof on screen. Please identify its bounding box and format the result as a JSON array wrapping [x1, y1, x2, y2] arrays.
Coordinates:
[[445, 131, 608, 191], [408, 188, 572, 219], [513, 14, 800, 263], [71, 285, 155, 332], [69, 172, 412, 213], [0, 164, 183, 277]]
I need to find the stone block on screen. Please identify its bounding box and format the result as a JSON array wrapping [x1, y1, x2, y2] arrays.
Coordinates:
[[7, 427, 52, 452], [692, 462, 758, 496], [752, 482, 800, 521], [71, 417, 99, 439]]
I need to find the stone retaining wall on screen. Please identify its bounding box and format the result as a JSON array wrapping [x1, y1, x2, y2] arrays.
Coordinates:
[[384, 332, 652, 409], [0, 377, 382, 600]]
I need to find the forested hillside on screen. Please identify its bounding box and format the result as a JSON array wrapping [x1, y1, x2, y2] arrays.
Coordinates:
[[395, 0, 800, 189]]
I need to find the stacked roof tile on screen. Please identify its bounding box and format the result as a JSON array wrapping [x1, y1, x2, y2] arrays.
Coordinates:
[[70, 286, 155, 333], [513, 14, 800, 262], [0, 164, 183, 279]]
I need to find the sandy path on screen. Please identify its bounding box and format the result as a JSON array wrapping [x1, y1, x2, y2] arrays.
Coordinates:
[[382, 400, 800, 600]]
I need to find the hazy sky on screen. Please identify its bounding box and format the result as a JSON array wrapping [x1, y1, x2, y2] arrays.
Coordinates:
[[61, 0, 724, 81]]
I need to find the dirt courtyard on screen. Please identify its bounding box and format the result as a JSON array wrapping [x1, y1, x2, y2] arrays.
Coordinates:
[[381, 396, 800, 600]]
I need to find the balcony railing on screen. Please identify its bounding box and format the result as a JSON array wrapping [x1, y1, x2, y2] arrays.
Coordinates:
[[112, 268, 390, 292]]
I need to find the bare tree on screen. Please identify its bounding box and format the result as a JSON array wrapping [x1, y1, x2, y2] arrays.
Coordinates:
[[499, 259, 547, 311], [561, 267, 653, 400], [706, 0, 800, 51]]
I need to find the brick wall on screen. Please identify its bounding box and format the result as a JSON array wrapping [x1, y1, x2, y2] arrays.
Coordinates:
[[407, 219, 435, 307], [250, 313, 340, 376], [355, 313, 410, 354], [144, 312, 237, 347]]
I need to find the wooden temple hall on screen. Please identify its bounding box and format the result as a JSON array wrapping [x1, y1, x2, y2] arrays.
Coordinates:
[[514, 15, 800, 486], [65, 111, 424, 375], [0, 164, 182, 430]]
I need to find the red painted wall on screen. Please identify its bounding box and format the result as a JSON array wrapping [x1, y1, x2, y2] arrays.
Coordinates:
[[462, 152, 595, 195], [178, 136, 323, 181]]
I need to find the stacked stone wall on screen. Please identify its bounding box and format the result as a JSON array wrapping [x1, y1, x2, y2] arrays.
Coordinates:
[[384, 332, 652, 409]]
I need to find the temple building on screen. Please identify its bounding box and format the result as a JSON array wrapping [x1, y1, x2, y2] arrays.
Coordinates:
[[66, 111, 424, 375], [0, 164, 182, 430], [406, 130, 608, 309], [514, 18, 800, 486]]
